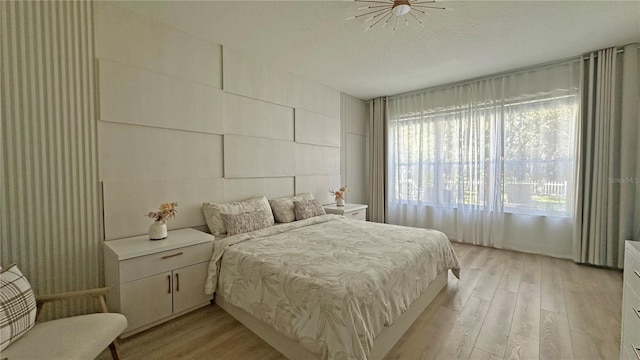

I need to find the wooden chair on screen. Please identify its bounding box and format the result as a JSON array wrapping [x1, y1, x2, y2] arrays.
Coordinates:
[[1, 286, 127, 360]]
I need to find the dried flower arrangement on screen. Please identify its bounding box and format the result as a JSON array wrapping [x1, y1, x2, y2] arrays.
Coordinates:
[[146, 202, 178, 223], [330, 186, 348, 201]]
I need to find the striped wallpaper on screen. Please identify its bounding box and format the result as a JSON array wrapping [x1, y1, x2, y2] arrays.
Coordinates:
[[0, 0, 101, 319]]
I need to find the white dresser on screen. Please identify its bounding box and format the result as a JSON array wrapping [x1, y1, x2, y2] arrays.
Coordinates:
[[622, 240, 640, 360], [104, 228, 214, 337], [323, 203, 368, 221]]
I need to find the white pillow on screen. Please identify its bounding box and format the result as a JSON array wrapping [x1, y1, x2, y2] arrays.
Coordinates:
[[0, 264, 37, 351], [202, 195, 274, 235], [221, 211, 273, 236], [293, 199, 326, 221], [268, 193, 315, 223]]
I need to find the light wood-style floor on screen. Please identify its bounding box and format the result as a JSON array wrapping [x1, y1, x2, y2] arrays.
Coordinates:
[[98, 242, 623, 360]]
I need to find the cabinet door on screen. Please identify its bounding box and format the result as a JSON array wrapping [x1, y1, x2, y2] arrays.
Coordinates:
[[121, 271, 173, 332], [173, 262, 212, 314]]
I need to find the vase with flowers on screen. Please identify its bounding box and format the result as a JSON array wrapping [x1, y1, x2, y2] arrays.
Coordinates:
[[330, 186, 348, 206], [146, 202, 178, 240]]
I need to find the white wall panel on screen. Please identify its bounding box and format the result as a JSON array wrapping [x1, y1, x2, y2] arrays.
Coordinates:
[[99, 122, 223, 181], [95, 2, 222, 88], [346, 134, 368, 204], [295, 144, 340, 176], [99, 60, 223, 134], [294, 109, 340, 148], [342, 93, 367, 136], [294, 76, 341, 118], [224, 93, 294, 141], [1, 0, 100, 319], [295, 175, 342, 205], [340, 93, 369, 206], [224, 135, 295, 178], [223, 47, 295, 107], [224, 178, 294, 202], [103, 178, 224, 240]]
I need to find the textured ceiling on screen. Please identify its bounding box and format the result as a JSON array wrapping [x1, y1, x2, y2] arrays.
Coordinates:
[[114, 1, 640, 100]]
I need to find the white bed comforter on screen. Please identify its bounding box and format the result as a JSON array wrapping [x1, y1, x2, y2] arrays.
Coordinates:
[[205, 214, 460, 360]]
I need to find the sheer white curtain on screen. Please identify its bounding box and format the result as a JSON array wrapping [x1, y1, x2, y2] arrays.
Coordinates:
[[387, 61, 580, 255]]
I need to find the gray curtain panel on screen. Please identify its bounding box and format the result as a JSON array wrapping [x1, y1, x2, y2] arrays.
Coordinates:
[[573, 44, 640, 267], [368, 97, 387, 223]]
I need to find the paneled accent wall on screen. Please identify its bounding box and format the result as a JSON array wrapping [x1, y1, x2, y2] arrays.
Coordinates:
[[295, 109, 341, 147], [98, 122, 224, 181], [97, 3, 342, 241], [222, 46, 342, 204], [96, 2, 227, 240], [98, 59, 224, 134], [102, 178, 224, 240], [223, 135, 296, 178], [296, 175, 342, 205], [0, 1, 100, 319], [223, 93, 294, 141], [94, 1, 222, 88], [340, 93, 369, 206]]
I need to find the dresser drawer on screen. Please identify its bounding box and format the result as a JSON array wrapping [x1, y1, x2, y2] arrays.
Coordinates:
[[345, 209, 366, 221], [624, 344, 640, 360], [625, 250, 640, 292], [623, 284, 640, 359], [119, 242, 213, 283]]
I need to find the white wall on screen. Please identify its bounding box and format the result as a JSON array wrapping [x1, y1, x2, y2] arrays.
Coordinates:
[[95, 2, 343, 240], [340, 93, 369, 207]]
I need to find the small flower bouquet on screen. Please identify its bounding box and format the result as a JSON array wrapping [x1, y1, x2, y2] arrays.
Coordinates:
[[330, 186, 348, 206], [146, 202, 178, 224]]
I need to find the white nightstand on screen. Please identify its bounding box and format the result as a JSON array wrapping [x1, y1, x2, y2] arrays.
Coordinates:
[[104, 228, 214, 337], [323, 203, 368, 221]]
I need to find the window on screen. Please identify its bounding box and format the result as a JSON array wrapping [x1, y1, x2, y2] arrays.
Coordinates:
[[503, 96, 576, 214], [389, 90, 578, 216]]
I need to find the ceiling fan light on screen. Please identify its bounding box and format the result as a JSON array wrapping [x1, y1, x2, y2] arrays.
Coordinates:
[[351, 0, 442, 32], [392, 4, 411, 16]]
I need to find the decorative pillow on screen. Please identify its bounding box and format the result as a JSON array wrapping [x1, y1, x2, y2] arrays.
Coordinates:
[[203, 195, 274, 235], [0, 264, 37, 351], [269, 193, 315, 223], [221, 211, 273, 236], [293, 199, 326, 221]]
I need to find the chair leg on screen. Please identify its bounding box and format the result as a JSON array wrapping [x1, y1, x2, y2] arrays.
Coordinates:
[[109, 340, 121, 360]]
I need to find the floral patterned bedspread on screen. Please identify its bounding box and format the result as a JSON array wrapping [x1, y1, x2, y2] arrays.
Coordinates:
[[205, 214, 460, 360]]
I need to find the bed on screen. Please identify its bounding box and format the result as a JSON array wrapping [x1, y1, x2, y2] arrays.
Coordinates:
[[204, 213, 460, 360]]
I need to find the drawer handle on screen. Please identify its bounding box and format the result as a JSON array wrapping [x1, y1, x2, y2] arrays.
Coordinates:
[[167, 275, 171, 294], [351, 212, 360, 216], [633, 344, 640, 360], [161, 252, 183, 260], [175, 273, 180, 292], [634, 306, 640, 320]]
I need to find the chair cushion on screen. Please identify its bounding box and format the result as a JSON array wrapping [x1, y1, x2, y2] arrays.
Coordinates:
[[0, 264, 37, 351], [2, 312, 127, 360]]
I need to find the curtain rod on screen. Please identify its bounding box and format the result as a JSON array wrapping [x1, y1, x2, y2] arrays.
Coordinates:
[[380, 43, 638, 102], [385, 56, 580, 100], [581, 46, 627, 60]]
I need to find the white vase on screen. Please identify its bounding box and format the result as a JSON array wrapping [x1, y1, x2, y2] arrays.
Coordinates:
[[149, 221, 167, 240], [336, 198, 345, 206]]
